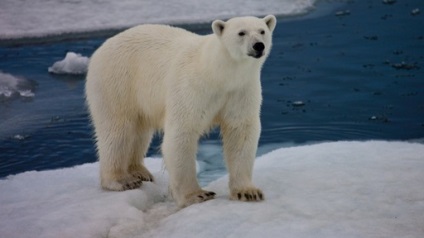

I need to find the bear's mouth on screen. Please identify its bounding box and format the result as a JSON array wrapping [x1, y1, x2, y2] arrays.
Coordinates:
[[248, 52, 264, 59]]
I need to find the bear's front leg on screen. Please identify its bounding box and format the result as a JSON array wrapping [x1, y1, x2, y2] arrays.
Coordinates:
[[221, 118, 264, 202], [162, 126, 216, 207]]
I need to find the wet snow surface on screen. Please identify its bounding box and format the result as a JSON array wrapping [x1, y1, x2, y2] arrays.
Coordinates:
[[1, 141, 424, 238]]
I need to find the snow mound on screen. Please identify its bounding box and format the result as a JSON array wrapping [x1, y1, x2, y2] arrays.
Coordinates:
[[0, 159, 169, 238], [1, 141, 423, 238], [48, 52, 89, 75], [0, 71, 35, 100]]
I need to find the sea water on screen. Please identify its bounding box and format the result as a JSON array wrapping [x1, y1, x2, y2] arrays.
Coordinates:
[[0, 0, 423, 182]]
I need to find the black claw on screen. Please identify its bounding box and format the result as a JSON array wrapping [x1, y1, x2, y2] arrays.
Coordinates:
[[207, 192, 215, 197], [245, 194, 249, 200], [237, 193, 242, 200], [259, 192, 263, 200], [253, 194, 257, 200], [198, 195, 204, 199]]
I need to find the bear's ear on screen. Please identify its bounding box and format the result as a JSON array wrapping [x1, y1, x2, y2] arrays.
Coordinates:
[[212, 20, 226, 37], [263, 15, 277, 32]]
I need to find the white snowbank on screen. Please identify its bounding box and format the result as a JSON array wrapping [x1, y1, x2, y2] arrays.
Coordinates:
[[48, 52, 90, 75], [0, 71, 35, 99], [1, 141, 423, 238], [0, 0, 316, 40]]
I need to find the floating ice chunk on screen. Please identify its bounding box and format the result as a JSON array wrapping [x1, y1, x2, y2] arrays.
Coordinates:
[[0, 72, 19, 98], [48, 52, 90, 75], [0, 89, 12, 98], [12, 134, 30, 140], [382, 0, 396, 5], [292, 101, 306, 107], [369, 115, 390, 123], [335, 10, 350, 16], [19, 90, 35, 97], [411, 8, 420, 15], [391, 61, 419, 70], [0, 71, 36, 100]]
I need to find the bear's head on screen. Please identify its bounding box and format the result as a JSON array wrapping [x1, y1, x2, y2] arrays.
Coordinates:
[[212, 15, 276, 61]]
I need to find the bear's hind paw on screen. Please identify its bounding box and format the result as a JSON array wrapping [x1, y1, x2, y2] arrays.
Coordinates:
[[102, 176, 143, 191], [129, 165, 154, 182], [122, 180, 143, 190], [118, 176, 143, 190], [230, 187, 264, 202], [182, 190, 216, 207], [131, 171, 154, 182]]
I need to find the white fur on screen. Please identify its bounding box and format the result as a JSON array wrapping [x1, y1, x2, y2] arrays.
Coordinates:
[[86, 15, 276, 207]]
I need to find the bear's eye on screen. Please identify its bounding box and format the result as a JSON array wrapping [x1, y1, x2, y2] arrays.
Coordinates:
[[238, 31, 246, 36], [260, 30, 265, 35]]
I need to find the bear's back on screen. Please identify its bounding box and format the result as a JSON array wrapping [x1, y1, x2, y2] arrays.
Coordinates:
[[88, 24, 204, 82], [98, 24, 199, 57]]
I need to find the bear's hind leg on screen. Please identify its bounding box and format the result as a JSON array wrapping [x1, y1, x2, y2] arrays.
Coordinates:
[[128, 128, 155, 182], [98, 122, 144, 191]]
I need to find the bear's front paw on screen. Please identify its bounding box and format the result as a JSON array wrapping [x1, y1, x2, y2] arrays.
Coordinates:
[[230, 187, 264, 202], [181, 190, 216, 207]]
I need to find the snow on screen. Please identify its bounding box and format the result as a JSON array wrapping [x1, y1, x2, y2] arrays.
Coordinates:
[[1, 141, 423, 238], [0, 0, 316, 40], [48, 52, 90, 75], [0, 71, 36, 100]]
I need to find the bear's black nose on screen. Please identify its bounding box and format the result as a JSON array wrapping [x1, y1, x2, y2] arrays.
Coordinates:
[[253, 42, 265, 52]]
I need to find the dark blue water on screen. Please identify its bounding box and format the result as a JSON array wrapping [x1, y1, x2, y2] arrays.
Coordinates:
[[1, 0, 423, 178]]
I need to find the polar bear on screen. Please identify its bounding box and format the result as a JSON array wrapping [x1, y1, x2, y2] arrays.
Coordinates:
[[86, 15, 276, 207]]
